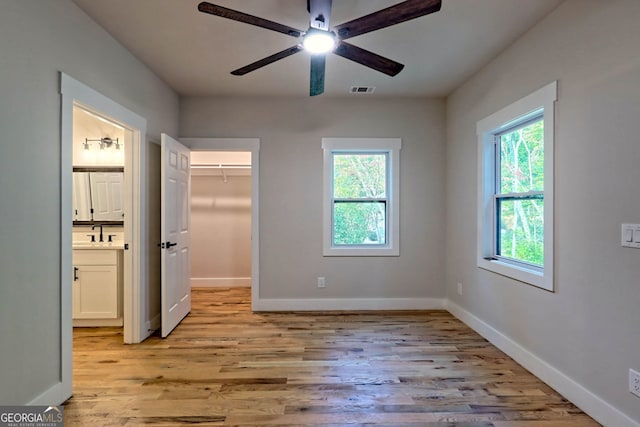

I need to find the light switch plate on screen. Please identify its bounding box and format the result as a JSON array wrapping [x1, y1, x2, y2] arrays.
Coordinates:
[[621, 224, 640, 248], [630, 369, 640, 398]]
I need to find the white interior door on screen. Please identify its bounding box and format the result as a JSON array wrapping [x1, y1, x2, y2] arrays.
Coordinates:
[[161, 133, 191, 337]]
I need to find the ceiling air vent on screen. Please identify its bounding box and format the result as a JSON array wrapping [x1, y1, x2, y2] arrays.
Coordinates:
[[349, 86, 376, 94]]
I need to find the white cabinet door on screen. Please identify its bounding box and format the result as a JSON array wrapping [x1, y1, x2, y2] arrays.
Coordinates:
[[73, 264, 118, 319], [72, 250, 120, 320], [90, 172, 125, 221]]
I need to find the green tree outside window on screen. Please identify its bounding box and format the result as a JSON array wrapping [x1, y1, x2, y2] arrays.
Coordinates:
[[497, 119, 544, 266], [332, 153, 387, 246]]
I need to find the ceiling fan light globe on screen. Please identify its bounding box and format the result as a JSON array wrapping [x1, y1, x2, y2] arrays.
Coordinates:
[[303, 31, 336, 54]]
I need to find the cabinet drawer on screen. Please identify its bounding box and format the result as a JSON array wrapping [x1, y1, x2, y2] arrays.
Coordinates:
[[73, 249, 117, 265]]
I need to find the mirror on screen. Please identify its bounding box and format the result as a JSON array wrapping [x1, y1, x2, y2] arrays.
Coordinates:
[[73, 170, 124, 224]]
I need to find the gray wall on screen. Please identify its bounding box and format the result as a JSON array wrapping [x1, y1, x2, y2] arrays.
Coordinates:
[[445, 0, 640, 422], [191, 175, 252, 284], [0, 0, 178, 404], [181, 97, 446, 299]]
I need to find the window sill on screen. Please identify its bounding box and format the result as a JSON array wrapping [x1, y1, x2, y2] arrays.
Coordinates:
[[477, 257, 552, 291], [324, 246, 399, 257]]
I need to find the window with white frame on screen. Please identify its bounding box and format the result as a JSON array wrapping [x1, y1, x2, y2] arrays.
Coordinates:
[[322, 138, 400, 256], [477, 82, 557, 291]]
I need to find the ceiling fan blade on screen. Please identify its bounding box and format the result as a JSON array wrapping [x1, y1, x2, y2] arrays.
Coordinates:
[[334, 41, 404, 76], [309, 0, 333, 30], [333, 0, 441, 40], [198, 2, 302, 38], [231, 45, 303, 76], [310, 55, 326, 96]]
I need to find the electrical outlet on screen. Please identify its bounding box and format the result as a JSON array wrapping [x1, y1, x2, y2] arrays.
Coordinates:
[[317, 277, 326, 288], [630, 369, 640, 398], [457, 282, 463, 296]]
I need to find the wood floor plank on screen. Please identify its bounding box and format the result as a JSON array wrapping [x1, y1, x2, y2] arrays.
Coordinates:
[[63, 287, 600, 426]]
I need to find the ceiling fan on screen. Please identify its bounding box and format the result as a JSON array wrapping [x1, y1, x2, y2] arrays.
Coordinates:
[[197, 0, 442, 96]]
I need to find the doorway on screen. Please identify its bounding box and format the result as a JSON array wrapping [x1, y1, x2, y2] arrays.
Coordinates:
[[58, 73, 148, 404], [190, 151, 252, 292], [181, 138, 260, 308], [71, 105, 126, 329]]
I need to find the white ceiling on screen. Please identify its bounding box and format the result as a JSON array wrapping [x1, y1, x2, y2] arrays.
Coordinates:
[[72, 0, 563, 98]]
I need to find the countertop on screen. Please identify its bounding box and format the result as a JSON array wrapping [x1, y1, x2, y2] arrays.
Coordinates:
[[72, 241, 125, 250]]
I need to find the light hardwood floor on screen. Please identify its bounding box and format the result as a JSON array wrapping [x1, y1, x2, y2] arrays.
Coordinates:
[[64, 287, 600, 426]]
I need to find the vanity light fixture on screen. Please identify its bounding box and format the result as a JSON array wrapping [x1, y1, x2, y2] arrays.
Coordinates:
[[84, 137, 121, 151]]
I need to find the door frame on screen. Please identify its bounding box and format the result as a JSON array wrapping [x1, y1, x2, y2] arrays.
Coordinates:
[[56, 73, 148, 402], [181, 138, 260, 308]]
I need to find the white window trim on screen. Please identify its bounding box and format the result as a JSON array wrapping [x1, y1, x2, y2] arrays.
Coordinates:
[[322, 138, 401, 256], [476, 81, 557, 291]]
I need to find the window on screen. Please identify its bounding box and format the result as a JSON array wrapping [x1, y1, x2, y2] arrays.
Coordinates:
[[495, 117, 544, 267], [322, 138, 401, 256], [477, 82, 557, 291]]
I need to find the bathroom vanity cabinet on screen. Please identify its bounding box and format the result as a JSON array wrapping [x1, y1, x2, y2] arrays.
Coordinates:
[[72, 248, 123, 326]]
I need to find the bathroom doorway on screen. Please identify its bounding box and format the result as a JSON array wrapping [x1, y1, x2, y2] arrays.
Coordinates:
[[60, 73, 148, 402], [71, 105, 127, 330]]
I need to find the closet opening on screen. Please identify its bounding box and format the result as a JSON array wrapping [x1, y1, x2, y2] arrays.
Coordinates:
[[190, 151, 253, 298]]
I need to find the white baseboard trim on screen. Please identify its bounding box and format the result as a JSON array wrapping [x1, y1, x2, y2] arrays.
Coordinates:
[[253, 297, 446, 312], [28, 382, 71, 406], [191, 277, 251, 288], [446, 300, 639, 427]]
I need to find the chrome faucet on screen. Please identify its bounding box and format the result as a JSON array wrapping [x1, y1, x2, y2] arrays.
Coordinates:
[[92, 224, 104, 242]]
